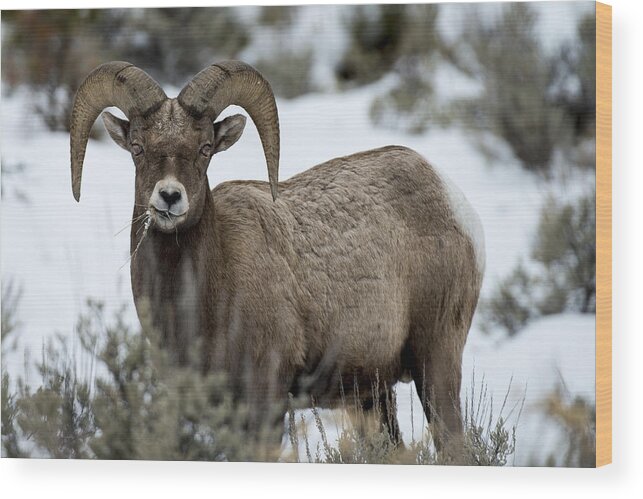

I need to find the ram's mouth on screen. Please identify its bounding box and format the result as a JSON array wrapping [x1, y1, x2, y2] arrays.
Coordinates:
[[149, 207, 187, 232]]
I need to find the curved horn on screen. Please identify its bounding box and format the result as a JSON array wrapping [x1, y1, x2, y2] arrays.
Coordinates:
[[178, 61, 280, 201], [70, 61, 167, 201]]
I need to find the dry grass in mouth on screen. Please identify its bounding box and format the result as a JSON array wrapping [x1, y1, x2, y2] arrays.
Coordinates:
[[119, 209, 152, 269]]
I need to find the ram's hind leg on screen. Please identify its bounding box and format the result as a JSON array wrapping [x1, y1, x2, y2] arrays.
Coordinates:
[[361, 385, 403, 447], [410, 330, 467, 461], [379, 386, 403, 447]]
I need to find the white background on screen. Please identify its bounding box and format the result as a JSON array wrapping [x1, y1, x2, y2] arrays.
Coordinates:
[[0, 0, 640, 497]]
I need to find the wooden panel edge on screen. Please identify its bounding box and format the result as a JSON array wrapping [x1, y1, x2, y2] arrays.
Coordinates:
[[595, 1, 612, 468]]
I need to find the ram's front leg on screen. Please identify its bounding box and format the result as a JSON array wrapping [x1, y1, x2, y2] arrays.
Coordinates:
[[237, 356, 292, 460]]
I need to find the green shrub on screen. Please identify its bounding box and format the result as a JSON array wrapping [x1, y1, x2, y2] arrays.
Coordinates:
[[258, 6, 298, 27], [1, 8, 250, 131], [1, 280, 22, 353], [369, 69, 444, 134], [105, 8, 249, 87], [15, 342, 94, 459], [360, 4, 444, 133], [461, 377, 519, 466], [254, 49, 314, 100], [452, 4, 573, 174], [1, 373, 25, 458], [4, 301, 522, 465], [336, 4, 441, 87], [1, 281, 24, 457], [481, 191, 596, 336], [2, 301, 281, 461], [533, 192, 596, 314], [551, 13, 597, 142], [480, 263, 536, 337], [539, 386, 596, 467], [336, 5, 405, 86], [1, 10, 110, 131]]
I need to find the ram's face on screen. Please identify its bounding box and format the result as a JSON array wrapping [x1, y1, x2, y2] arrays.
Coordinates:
[[102, 99, 246, 233]]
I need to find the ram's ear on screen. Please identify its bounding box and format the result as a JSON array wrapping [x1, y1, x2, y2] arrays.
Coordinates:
[[101, 111, 130, 151], [212, 114, 247, 154]]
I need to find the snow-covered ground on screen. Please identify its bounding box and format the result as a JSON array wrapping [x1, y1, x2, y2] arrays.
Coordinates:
[[1, 2, 595, 466]]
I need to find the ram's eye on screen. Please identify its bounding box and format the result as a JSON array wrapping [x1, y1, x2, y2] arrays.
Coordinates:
[[131, 143, 143, 156], [200, 144, 212, 157]]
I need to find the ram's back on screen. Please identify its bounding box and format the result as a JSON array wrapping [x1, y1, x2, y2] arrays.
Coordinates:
[[283, 145, 454, 238], [211, 146, 483, 388]]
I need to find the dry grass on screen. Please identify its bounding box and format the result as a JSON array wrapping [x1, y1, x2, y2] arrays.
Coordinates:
[[282, 372, 520, 466]]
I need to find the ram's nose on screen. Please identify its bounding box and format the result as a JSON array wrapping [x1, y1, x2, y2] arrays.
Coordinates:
[[150, 176, 189, 216], [159, 187, 182, 208]]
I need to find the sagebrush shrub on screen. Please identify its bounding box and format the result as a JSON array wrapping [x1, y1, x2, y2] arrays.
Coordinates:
[[480, 263, 536, 337], [1, 8, 250, 131], [551, 13, 597, 142], [337, 4, 441, 87], [540, 386, 596, 467], [533, 192, 596, 314], [481, 191, 596, 336], [255, 49, 314, 100], [4, 301, 522, 465], [453, 4, 575, 174], [2, 301, 281, 461]]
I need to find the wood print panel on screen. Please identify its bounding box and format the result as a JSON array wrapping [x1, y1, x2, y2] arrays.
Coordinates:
[[0, 1, 607, 466]]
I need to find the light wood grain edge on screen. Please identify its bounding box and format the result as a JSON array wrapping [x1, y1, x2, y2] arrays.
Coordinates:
[[596, 1, 612, 468]]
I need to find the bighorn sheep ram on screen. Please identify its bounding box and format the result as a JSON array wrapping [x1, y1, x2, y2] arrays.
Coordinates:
[[70, 61, 484, 454]]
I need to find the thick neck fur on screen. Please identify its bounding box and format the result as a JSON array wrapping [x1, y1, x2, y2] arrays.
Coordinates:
[[130, 181, 217, 366]]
